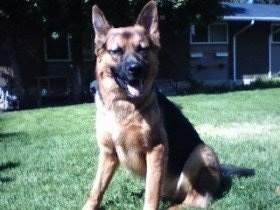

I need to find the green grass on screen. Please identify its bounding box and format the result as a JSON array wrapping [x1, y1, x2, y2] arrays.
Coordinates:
[[1, 88, 280, 210]]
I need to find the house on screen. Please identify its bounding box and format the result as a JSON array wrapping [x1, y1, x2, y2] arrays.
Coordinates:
[[1, 2, 280, 107], [189, 2, 280, 84], [0, 26, 95, 107]]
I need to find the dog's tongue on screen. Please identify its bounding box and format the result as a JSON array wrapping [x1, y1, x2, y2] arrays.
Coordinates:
[[127, 82, 143, 97]]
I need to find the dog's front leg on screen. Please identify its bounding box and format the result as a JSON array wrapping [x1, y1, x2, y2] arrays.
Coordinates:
[[144, 144, 165, 210], [83, 148, 118, 210]]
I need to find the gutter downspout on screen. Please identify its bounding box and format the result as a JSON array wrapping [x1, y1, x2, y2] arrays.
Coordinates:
[[269, 26, 280, 78], [233, 20, 255, 82]]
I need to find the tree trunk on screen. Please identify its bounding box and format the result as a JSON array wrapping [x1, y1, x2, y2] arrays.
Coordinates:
[[71, 63, 83, 103], [70, 34, 84, 103], [3, 36, 26, 106]]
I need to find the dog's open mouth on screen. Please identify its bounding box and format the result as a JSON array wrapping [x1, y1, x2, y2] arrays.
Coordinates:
[[116, 77, 144, 98], [127, 80, 144, 97]]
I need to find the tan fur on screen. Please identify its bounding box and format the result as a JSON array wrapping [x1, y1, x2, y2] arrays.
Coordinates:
[[83, 2, 220, 210]]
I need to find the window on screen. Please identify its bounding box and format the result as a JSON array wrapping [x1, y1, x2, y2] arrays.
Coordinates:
[[191, 23, 228, 44], [44, 31, 70, 61], [44, 30, 93, 61], [191, 25, 208, 43], [209, 24, 227, 42], [272, 24, 280, 43]]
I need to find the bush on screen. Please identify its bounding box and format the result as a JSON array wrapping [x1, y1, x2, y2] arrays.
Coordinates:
[[187, 76, 280, 94]]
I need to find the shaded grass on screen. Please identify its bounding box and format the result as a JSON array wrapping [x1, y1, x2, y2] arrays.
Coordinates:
[[1, 88, 280, 209]]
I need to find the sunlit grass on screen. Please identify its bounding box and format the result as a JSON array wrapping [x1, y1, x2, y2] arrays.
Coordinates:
[[1, 88, 280, 209]]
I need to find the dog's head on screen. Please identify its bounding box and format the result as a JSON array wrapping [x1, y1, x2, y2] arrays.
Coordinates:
[[92, 1, 160, 100]]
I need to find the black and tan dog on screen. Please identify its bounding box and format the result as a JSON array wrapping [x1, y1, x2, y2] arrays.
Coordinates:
[[83, 1, 253, 210]]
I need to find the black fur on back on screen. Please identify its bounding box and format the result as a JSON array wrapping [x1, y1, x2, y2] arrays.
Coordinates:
[[157, 91, 204, 176]]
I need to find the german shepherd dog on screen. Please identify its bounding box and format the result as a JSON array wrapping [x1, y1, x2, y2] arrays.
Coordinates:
[[83, 1, 254, 209]]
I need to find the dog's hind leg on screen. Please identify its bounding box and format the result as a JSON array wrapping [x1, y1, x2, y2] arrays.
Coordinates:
[[172, 144, 220, 209]]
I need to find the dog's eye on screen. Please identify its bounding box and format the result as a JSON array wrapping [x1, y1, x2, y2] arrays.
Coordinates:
[[136, 45, 149, 54], [108, 48, 123, 56]]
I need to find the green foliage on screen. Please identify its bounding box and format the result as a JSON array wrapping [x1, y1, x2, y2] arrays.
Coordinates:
[[1, 88, 280, 209], [0, 0, 41, 26], [156, 0, 223, 28], [187, 77, 280, 94], [0, 0, 223, 30], [223, 0, 280, 3], [253, 76, 280, 88]]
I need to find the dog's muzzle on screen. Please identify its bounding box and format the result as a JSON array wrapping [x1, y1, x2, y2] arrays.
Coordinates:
[[112, 61, 148, 98]]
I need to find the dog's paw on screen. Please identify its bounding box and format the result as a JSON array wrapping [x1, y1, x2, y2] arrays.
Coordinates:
[[82, 201, 96, 210]]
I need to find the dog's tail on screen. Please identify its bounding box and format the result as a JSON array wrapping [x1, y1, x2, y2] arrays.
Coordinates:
[[220, 164, 255, 177]]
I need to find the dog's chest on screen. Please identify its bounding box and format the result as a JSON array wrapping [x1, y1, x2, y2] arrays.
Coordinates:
[[97, 109, 151, 176], [102, 111, 123, 141]]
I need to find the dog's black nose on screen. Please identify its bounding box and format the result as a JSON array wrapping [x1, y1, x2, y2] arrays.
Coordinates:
[[127, 63, 142, 78]]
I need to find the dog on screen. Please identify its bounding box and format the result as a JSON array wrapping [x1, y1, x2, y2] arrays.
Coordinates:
[[83, 1, 254, 209]]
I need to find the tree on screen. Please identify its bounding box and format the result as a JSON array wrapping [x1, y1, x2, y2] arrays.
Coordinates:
[[38, 0, 91, 103], [89, 0, 223, 28], [0, 0, 223, 106], [157, 0, 223, 28], [0, 0, 91, 104], [223, 0, 280, 4], [0, 0, 42, 106]]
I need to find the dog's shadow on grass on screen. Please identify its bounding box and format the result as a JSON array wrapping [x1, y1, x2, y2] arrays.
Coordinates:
[[0, 161, 20, 183], [0, 132, 26, 142], [0, 133, 17, 141], [0, 132, 23, 183]]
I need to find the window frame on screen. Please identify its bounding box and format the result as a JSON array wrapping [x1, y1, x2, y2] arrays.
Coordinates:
[[190, 23, 229, 44], [44, 31, 72, 62], [271, 24, 280, 43], [43, 30, 94, 62]]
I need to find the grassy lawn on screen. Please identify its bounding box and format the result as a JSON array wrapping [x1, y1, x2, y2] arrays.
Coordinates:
[[1, 88, 280, 210]]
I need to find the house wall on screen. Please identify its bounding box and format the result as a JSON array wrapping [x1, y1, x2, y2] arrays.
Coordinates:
[[188, 22, 277, 82], [0, 23, 96, 106], [230, 22, 270, 79], [158, 22, 190, 81], [271, 44, 280, 74], [189, 44, 229, 82]]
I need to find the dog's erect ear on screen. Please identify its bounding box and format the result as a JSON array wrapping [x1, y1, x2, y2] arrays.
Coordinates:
[[136, 1, 160, 48], [92, 5, 111, 51]]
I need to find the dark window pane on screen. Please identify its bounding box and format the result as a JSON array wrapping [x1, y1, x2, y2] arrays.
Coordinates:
[[191, 25, 208, 43], [45, 31, 69, 60], [272, 25, 280, 42], [210, 24, 227, 43]]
